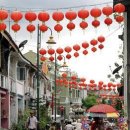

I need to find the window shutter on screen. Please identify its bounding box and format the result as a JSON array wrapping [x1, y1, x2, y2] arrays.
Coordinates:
[[17, 67, 26, 80]]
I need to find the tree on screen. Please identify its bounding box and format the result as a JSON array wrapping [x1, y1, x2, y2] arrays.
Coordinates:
[[39, 105, 51, 130], [82, 92, 97, 109]]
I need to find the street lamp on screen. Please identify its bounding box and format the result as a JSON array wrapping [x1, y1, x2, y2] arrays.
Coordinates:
[[37, 24, 56, 121], [52, 54, 68, 121]]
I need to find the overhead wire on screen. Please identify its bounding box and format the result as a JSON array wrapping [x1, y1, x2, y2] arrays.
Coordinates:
[[0, 1, 113, 12]]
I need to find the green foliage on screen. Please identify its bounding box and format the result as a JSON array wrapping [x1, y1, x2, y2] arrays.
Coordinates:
[[39, 105, 51, 130], [115, 99, 125, 117], [82, 92, 97, 109], [102, 98, 107, 104], [10, 109, 31, 130], [10, 106, 51, 130]]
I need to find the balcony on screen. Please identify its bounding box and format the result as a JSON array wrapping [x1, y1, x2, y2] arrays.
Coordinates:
[[9, 77, 16, 93], [59, 96, 82, 105], [16, 80, 24, 95]]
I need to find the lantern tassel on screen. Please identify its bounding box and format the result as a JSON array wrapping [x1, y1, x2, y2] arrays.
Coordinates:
[[70, 31, 71, 36], [14, 32, 17, 40], [83, 29, 85, 35], [58, 32, 60, 39], [30, 32, 32, 39], [107, 25, 110, 31]]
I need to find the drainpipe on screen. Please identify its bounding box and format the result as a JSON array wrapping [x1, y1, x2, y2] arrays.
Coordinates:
[[7, 52, 11, 128]]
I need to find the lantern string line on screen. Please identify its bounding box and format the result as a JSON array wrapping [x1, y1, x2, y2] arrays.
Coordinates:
[[105, 24, 124, 38], [13, 24, 123, 49], [1, 1, 113, 12]]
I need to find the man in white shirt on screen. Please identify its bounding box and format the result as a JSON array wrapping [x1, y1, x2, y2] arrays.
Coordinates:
[[26, 111, 38, 130], [75, 119, 82, 130], [65, 121, 74, 130]]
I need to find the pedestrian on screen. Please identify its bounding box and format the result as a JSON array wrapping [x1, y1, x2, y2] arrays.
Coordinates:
[[81, 118, 89, 130], [49, 122, 56, 130], [72, 119, 77, 129], [65, 121, 74, 130], [26, 111, 38, 130], [75, 119, 82, 130]]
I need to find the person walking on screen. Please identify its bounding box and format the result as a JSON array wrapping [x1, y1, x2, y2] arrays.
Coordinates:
[[49, 122, 56, 130], [65, 121, 74, 130], [26, 111, 38, 130], [75, 119, 82, 130]]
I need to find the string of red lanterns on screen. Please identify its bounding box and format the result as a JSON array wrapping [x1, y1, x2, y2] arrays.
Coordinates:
[[0, 3, 125, 33], [56, 74, 122, 91], [39, 35, 106, 61]]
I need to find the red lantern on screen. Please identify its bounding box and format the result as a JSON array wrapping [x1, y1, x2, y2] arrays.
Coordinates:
[[11, 11, 23, 23], [0, 9, 8, 21], [57, 55, 63, 61], [0, 22, 6, 31], [79, 21, 88, 30], [113, 84, 116, 88], [27, 24, 35, 33], [117, 83, 122, 87], [103, 84, 107, 88], [40, 56, 46, 61], [25, 11, 37, 23], [62, 73, 67, 78], [82, 42, 89, 49], [67, 22, 75, 31], [90, 80, 95, 84], [83, 50, 88, 55], [11, 23, 20, 32], [71, 75, 77, 80], [60, 106, 64, 111], [74, 52, 79, 57], [73, 44, 80, 51], [65, 10, 77, 21], [108, 82, 113, 87], [91, 47, 97, 52], [92, 20, 100, 28], [49, 56, 54, 61], [102, 6, 113, 16], [90, 39, 98, 46], [115, 15, 124, 23], [64, 46, 72, 53], [66, 54, 71, 59], [54, 24, 63, 33], [39, 48, 47, 55], [48, 48, 55, 55], [39, 24, 48, 33], [52, 11, 64, 22], [78, 9, 89, 20], [104, 17, 112, 26], [38, 11, 50, 23], [98, 81, 104, 85], [97, 36, 105, 43], [56, 47, 63, 54], [90, 8, 101, 18], [98, 44, 104, 50], [80, 78, 86, 82], [114, 3, 125, 13]]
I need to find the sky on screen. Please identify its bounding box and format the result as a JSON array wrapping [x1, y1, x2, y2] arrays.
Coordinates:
[[0, 0, 123, 83]]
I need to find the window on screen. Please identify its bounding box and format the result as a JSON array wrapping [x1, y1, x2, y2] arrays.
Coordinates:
[[17, 67, 26, 80]]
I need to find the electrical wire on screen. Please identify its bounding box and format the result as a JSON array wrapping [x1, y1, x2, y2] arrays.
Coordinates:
[[0, 1, 113, 12], [12, 24, 123, 49]]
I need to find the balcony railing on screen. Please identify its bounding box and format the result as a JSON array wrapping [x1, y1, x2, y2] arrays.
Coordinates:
[[60, 96, 82, 105], [9, 77, 16, 93], [16, 80, 24, 95]]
